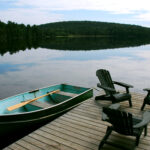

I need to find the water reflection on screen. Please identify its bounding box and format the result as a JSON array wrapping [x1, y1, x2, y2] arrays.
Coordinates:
[[1, 37, 150, 56], [0, 38, 150, 99]]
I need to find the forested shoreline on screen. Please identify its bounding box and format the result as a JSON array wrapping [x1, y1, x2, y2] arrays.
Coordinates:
[[0, 21, 40, 42], [38, 21, 150, 38], [1, 20, 150, 42]]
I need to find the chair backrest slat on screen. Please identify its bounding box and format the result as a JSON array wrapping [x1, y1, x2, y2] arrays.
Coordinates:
[[103, 107, 133, 135], [96, 69, 116, 95]]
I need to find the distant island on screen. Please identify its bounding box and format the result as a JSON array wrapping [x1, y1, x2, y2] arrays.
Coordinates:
[[1, 20, 150, 42], [38, 21, 150, 38]]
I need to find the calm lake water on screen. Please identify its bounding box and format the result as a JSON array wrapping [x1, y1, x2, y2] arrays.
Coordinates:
[[1, 38, 150, 99]]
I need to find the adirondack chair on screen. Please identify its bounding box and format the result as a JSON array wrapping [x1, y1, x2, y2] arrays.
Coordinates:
[[95, 69, 133, 107], [99, 104, 150, 149], [141, 88, 150, 110]]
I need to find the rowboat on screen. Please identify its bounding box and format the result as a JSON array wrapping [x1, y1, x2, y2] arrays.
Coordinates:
[[0, 84, 93, 135]]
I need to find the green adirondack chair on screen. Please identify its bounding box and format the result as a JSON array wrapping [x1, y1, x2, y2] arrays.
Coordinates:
[[99, 104, 150, 149], [141, 88, 150, 110], [95, 69, 133, 107]]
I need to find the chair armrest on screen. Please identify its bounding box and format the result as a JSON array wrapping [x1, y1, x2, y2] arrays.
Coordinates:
[[109, 103, 120, 110], [97, 83, 116, 92], [102, 112, 109, 121], [143, 88, 150, 92], [133, 111, 150, 128], [113, 81, 133, 88]]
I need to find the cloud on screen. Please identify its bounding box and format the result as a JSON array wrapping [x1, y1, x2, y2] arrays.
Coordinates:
[[0, 8, 64, 25], [136, 12, 150, 21], [14, 0, 150, 14], [1, 0, 150, 25]]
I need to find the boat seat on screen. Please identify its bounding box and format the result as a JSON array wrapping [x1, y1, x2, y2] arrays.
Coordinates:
[[30, 92, 78, 108], [30, 101, 52, 108], [57, 91, 78, 97]]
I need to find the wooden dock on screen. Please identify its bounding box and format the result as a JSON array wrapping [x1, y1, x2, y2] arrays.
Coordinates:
[[3, 92, 150, 150]]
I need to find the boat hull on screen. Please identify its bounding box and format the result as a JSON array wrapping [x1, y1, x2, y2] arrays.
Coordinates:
[[0, 84, 93, 135]]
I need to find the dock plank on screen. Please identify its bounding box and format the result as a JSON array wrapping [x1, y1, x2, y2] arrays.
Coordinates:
[[16, 140, 42, 150], [3, 147, 13, 150], [29, 132, 74, 150], [7, 143, 28, 150], [5, 92, 150, 150]]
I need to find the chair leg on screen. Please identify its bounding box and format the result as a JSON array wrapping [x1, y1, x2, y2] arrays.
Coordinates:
[[141, 93, 150, 110], [144, 126, 147, 136], [99, 126, 112, 150], [129, 98, 132, 107], [136, 135, 141, 146], [136, 128, 144, 146], [141, 99, 146, 110]]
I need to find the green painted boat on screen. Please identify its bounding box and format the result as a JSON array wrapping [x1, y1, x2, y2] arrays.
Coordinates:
[[0, 84, 93, 135]]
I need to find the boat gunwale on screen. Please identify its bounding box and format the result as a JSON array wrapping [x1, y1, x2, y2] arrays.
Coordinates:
[[0, 83, 61, 102], [0, 83, 92, 117], [0, 98, 90, 124]]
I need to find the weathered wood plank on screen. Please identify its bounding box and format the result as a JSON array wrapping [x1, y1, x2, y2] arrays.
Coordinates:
[[23, 136, 59, 150], [7, 143, 28, 150], [29, 133, 74, 150], [34, 129, 92, 150], [45, 124, 99, 145], [16, 140, 42, 150], [2, 147, 13, 150], [40, 126, 98, 150]]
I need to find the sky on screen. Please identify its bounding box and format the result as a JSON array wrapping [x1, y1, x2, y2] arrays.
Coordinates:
[[1, 0, 150, 27]]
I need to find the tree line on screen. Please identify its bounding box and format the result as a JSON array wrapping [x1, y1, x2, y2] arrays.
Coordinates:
[[1, 20, 150, 42], [0, 21, 40, 42], [38, 21, 150, 38]]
